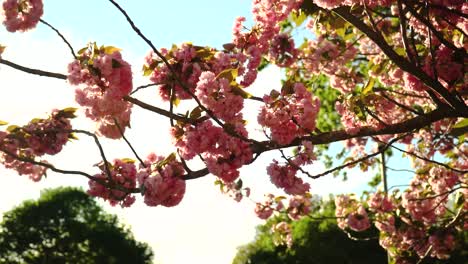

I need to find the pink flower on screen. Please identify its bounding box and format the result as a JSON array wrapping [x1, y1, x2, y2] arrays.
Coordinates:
[[347, 206, 371, 231], [2, 0, 43, 32], [138, 153, 186, 207], [67, 44, 133, 139]]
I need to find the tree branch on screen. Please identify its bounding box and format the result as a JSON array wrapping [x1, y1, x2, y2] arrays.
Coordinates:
[[0, 59, 67, 79], [332, 5, 467, 112], [39, 19, 77, 59]]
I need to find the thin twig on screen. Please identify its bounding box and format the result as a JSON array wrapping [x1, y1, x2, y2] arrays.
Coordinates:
[[0, 59, 67, 79], [39, 19, 77, 59], [130, 83, 159, 95], [107, 0, 260, 146], [307, 136, 403, 179], [389, 144, 467, 174], [113, 118, 146, 167]]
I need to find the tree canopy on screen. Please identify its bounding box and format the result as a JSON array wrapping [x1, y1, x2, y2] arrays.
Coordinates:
[[0, 1, 466, 263], [234, 197, 468, 264], [0, 187, 154, 264], [234, 197, 388, 264]]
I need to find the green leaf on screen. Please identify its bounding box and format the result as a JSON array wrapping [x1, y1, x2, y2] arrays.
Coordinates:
[[142, 64, 153, 76], [269, 89, 280, 100], [6, 125, 20, 133], [362, 78, 374, 95], [157, 153, 177, 168], [189, 106, 203, 120], [57, 107, 78, 119], [231, 85, 252, 99], [453, 118, 468, 128], [121, 158, 136, 164], [68, 133, 79, 140], [222, 43, 236, 51], [274, 196, 286, 202], [171, 96, 180, 107], [102, 46, 121, 55], [77, 46, 88, 56], [235, 179, 243, 190], [0, 120, 8, 126], [216, 68, 238, 83], [291, 10, 307, 26], [195, 46, 216, 60], [112, 59, 122, 68], [0, 45, 6, 55], [281, 80, 295, 95]]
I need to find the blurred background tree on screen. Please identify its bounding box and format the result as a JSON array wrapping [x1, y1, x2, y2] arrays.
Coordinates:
[[233, 196, 467, 264], [233, 197, 387, 264], [0, 187, 153, 264]]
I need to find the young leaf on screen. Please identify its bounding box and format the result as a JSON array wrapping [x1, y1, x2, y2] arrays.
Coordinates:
[[231, 85, 252, 99], [216, 68, 238, 83], [6, 125, 20, 133], [362, 78, 375, 95], [103, 46, 122, 55], [453, 118, 468, 129]]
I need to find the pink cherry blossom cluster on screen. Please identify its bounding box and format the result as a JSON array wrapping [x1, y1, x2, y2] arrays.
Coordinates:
[[88, 159, 137, 208], [301, 35, 359, 94], [401, 167, 460, 224], [144, 43, 253, 101], [422, 45, 465, 92], [195, 71, 244, 122], [218, 180, 250, 202], [268, 33, 297, 67], [378, 223, 458, 263], [286, 195, 311, 220], [271, 221, 293, 248], [136, 153, 186, 207], [68, 44, 133, 139], [241, 0, 302, 53], [266, 141, 315, 195], [172, 120, 252, 183], [259, 83, 320, 145], [336, 164, 465, 262], [88, 153, 186, 208], [254, 193, 284, 219], [232, 1, 301, 83], [267, 161, 310, 195], [1, 0, 43, 32], [335, 194, 371, 232], [0, 109, 74, 181], [314, 0, 392, 10]]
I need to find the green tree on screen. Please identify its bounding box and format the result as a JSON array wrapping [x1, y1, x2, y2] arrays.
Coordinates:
[[0, 187, 153, 264], [233, 198, 387, 264], [234, 197, 467, 264]]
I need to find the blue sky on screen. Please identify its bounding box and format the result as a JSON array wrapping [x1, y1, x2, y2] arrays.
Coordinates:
[[0, 1, 414, 263]]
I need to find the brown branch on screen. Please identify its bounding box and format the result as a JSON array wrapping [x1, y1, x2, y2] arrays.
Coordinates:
[[113, 118, 147, 168], [130, 83, 159, 95], [332, 5, 467, 112], [0, 147, 139, 193], [380, 92, 424, 115], [406, 4, 465, 54], [39, 19, 77, 59], [72, 129, 114, 184], [107, 0, 260, 146], [397, 0, 415, 64], [386, 143, 467, 174], [184, 168, 209, 180], [305, 136, 401, 179], [0, 58, 67, 79], [409, 186, 465, 201], [124, 96, 200, 124], [259, 107, 462, 152]]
